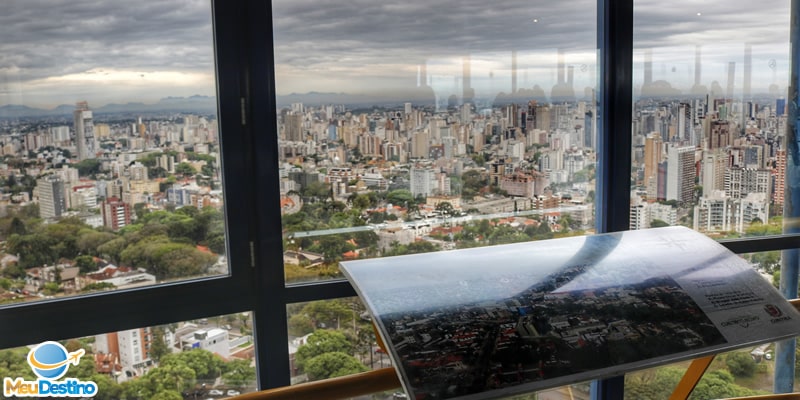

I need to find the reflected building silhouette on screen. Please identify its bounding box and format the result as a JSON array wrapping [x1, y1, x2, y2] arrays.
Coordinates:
[[463, 55, 474, 107], [550, 49, 575, 101], [690, 45, 709, 96], [494, 50, 548, 106], [640, 48, 680, 98], [410, 63, 436, 107]]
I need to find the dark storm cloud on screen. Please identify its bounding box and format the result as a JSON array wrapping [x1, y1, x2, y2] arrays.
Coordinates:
[[0, 0, 791, 104], [272, 0, 598, 67], [0, 0, 214, 102], [633, 0, 789, 47]]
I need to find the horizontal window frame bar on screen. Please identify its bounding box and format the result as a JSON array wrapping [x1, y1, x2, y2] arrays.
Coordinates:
[[0, 276, 255, 349], [718, 234, 800, 254]]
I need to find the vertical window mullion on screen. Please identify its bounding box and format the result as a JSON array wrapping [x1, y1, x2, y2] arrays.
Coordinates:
[[242, 0, 293, 391], [593, 0, 633, 398], [774, 0, 800, 392]]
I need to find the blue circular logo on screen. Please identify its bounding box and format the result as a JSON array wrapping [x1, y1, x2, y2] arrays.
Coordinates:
[[28, 341, 69, 380]]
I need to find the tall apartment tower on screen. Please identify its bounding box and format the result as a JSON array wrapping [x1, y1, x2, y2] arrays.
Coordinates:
[[644, 133, 663, 200], [677, 103, 692, 141], [773, 149, 786, 207], [666, 145, 696, 205], [74, 101, 95, 160], [702, 149, 727, 194], [284, 113, 303, 141], [409, 167, 436, 197], [37, 175, 66, 219]]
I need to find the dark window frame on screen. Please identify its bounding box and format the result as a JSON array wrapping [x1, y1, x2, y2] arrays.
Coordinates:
[[1, 0, 797, 398]]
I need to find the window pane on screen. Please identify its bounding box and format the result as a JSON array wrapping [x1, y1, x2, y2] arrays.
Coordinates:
[[0, 312, 255, 398], [287, 298, 381, 384], [630, 1, 790, 237], [0, 0, 229, 306], [622, 248, 791, 396], [274, 1, 598, 283], [624, 347, 781, 399]]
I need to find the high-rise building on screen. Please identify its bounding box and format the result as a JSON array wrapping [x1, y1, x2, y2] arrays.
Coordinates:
[[773, 149, 787, 207], [74, 101, 95, 160], [666, 145, 695, 205], [410, 167, 436, 197], [725, 168, 771, 199], [678, 103, 691, 141], [284, 113, 303, 141], [37, 175, 66, 219], [94, 328, 154, 374], [50, 126, 71, 144], [411, 132, 430, 159], [102, 197, 132, 231], [94, 123, 111, 138], [701, 150, 727, 194], [129, 162, 149, 181], [776, 97, 787, 118], [629, 195, 648, 230], [707, 120, 732, 150], [644, 133, 663, 201]]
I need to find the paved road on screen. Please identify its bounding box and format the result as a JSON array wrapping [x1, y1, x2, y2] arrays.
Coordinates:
[[287, 205, 589, 238]]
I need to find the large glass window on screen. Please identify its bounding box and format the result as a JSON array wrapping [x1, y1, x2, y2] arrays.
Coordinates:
[[630, 1, 791, 238], [273, 0, 599, 284], [2, 1, 800, 398], [0, 0, 230, 306]]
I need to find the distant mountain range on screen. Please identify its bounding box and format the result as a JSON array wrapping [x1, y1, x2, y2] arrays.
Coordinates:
[[0, 91, 448, 120], [0, 95, 218, 119]]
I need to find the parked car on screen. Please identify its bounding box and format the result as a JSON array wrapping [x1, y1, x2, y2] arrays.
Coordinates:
[[207, 389, 224, 396], [227, 390, 241, 396]]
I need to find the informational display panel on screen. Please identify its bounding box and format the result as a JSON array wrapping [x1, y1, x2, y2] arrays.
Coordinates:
[[341, 227, 800, 400]]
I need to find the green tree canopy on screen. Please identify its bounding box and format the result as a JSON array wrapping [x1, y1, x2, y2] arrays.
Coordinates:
[[175, 162, 197, 177], [303, 351, 368, 381], [74, 255, 97, 273], [295, 330, 353, 371], [222, 359, 256, 388], [725, 352, 756, 377]]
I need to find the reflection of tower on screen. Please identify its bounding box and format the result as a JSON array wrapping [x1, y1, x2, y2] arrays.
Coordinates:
[[691, 46, 707, 96], [511, 50, 518, 94], [640, 49, 658, 97], [725, 61, 736, 99], [74, 101, 95, 160], [742, 44, 752, 135], [462, 56, 474, 105], [414, 63, 436, 107], [743, 44, 752, 100], [568, 66, 574, 88], [695, 46, 702, 86], [726, 61, 736, 99], [551, 49, 575, 100]]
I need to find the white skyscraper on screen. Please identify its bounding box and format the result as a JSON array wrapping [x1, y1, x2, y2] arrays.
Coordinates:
[[74, 101, 95, 160], [666, 145, 695, 204]]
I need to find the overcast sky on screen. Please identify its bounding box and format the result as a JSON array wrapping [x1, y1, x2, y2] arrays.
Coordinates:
[[0, 0, 791, 108]]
